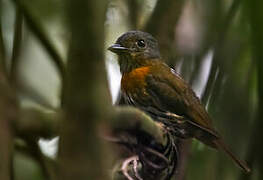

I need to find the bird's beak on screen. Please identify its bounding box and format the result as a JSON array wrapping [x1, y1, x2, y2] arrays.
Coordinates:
[[108, 44, 129, 54]]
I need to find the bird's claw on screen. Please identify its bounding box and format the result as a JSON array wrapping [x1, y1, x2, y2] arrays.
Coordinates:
[[121, 155, 143, 180]]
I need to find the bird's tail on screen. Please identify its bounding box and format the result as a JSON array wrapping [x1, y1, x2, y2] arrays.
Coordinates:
[[213, 139, 251, 173]]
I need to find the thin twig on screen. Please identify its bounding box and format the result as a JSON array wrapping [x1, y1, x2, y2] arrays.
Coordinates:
[[27, 140, 51, 180], [14, 139, 57, 180], [11, 0, 66, 81], [0, 7, 17, 176], [10, 7, 23, 85], [0, 12, 7, 75], [0, 6, 16, 179], [0, 27, 6, 67]]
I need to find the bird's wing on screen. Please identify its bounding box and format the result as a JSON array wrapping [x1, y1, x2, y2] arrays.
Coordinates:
[[145, 65, 219, 139]]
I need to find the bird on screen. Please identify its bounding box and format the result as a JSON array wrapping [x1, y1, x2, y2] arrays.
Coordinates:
[[108, 30, 251, 173]]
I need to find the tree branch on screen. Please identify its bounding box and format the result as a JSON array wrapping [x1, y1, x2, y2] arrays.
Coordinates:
[[14, 139, 57, 180], [110, 107, 166, 146], [15, 108, 60, 139], [144, 0, 185, 65], [109, 107, 177, 180], [0, 64, 17, 180], [58, 0, 111, 179]]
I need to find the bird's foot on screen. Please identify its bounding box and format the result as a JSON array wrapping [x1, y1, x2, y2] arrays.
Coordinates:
[[121, 155, 143, 180]]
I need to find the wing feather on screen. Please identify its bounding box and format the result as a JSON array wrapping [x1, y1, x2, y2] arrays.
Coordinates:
[[145, 64, 219, 139]]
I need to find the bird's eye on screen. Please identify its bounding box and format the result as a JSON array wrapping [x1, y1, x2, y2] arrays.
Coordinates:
[[136, 39, 146, 48]]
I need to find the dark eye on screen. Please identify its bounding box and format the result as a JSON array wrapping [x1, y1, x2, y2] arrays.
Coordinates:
[[137, 39, 146, 48]]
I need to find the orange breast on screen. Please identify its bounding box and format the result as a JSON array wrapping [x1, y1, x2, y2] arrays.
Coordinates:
[[121, 66, 150, 93]]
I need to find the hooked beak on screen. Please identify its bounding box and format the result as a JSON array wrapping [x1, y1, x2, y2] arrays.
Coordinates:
[[108, 44, 129, 54]]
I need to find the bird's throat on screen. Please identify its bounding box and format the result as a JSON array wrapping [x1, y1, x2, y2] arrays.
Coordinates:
[[118, 55, 142, 74]]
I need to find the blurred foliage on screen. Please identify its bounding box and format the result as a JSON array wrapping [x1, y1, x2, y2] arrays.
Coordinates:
[[0, 0, 262, 179], [14, 151, 45, 180]]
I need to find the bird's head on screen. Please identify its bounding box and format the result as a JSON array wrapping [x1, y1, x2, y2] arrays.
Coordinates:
[[108, 31, 161, 73]]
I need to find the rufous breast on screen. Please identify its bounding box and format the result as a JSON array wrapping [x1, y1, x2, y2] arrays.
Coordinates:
[[121, 66, 150, 93]]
